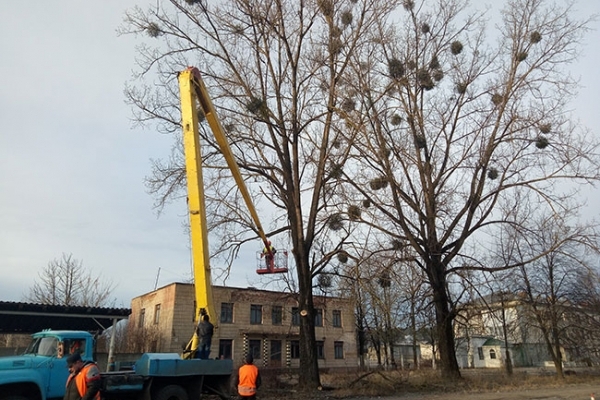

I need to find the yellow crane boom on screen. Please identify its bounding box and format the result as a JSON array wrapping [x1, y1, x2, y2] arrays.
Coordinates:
[[178, 67, 281, 358]]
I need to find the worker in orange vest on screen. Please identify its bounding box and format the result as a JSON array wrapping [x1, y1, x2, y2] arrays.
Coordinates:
[[235, 353, 261, 400], [63, 352, 101, 400]]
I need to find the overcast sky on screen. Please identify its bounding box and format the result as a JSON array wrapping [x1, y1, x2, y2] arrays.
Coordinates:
[[1, 1, 599, 308], [0, 0, 261, 308]]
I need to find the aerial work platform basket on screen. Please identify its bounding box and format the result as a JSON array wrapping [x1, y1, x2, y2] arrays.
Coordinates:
[[256, 250, 289, 274]]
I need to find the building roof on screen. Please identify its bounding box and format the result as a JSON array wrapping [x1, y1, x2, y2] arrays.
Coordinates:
[[0, 301, 131, 334], [482, 338, 504, 347], [147, 282, 350, 302]]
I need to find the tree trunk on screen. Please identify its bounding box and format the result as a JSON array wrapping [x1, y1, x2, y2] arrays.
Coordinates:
[[411, 303, 418, 369], [504, 347, 513, 376], [384, 288, 396, 368], [501, 303, 513, 376], [296, 251, 320, 388], [356, 304, 367, 369], [430, 261, 461, 379], [434, 300, 461, 378], [373, 337, 382, 366], [551, 326, 564, 380]]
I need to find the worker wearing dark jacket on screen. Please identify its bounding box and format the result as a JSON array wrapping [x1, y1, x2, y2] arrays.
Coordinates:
[[195, 314, 214, 359], [63, 352, 101, 400], [235, 353, 261, 400]]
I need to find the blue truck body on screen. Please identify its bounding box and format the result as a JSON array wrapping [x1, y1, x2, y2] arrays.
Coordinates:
[[0, 330, 233, 400], [102, 353, 234, 400], [0, 330, 95, 400]]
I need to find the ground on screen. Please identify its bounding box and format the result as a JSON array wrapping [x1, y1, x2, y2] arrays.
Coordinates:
[[261, 368, 600, 400], [381, 384, 598, 400]]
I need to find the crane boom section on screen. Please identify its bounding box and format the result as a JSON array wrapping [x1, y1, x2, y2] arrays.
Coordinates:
[[178, 67, 274, 350], [184, 68, 270, 246], [178, 71, 216, 329]]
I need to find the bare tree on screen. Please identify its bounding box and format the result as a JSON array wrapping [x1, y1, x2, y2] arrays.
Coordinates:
[[335, 0, 599, 378], [510, 212, 600, 379], [338, 240, 431, 370], [460, 273, 521, 375], [363, 255, 404, 368], [120, 0, 403, 388], [121, 0, 597, 381], [397, 258, 432, 369], [25, 253, 116, 307], [567, 268, 600, 365], [490, 283, 517, 375]]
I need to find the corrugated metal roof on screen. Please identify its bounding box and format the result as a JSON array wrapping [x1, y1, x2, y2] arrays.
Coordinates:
[[0, 301, 130, 334]]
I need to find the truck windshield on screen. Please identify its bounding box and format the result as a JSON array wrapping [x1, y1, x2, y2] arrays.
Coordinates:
[[23, 337, 58, 356]]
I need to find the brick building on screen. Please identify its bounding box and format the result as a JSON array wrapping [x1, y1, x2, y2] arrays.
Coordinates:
[[129, 283, 357, 370]]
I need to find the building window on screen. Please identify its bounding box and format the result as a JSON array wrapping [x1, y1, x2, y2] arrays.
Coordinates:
[[314, 309, 323, 327], [219, 339, 232, 359], [249, 339, 261, 359], [334, 341, 344, 359], [139, 308, 145, 328], [290, 340, 300, 359], [316, 340, 325, 359], [291, 307, 300, 326], [270, 340, 282, 361], [478, 347, 484, 360], [489, 349, 496, 359], [154, 304, 161, 324], [272, 305, 283, 325], [332, 310, 342, 327], [250, 304, 263, 325], [220, 303, 233, 323]]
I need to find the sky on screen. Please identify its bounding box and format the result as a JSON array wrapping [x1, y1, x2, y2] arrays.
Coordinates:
[[0, 1, 599, 308], [0, 0, 263, 308]]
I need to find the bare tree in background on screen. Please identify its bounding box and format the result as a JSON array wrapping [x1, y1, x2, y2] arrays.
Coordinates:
[[568, 268, 600, 365], [461, 272, 521, 375], [25, 253, 116, 307], [334, 0, 599, 378], [510, 212, 599, 379], [397, 258, 432, 369], [364, 255, 404, 368]]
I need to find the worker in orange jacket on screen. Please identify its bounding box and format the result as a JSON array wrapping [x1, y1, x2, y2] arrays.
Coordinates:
[[235, 353, 261, 400], [63, 352, 101, 400]]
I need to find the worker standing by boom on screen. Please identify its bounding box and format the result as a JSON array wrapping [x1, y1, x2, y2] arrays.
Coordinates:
[[195, 314, 214, 359]]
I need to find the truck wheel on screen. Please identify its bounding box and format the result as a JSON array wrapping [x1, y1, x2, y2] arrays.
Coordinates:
[[155, 385, 189, 400]]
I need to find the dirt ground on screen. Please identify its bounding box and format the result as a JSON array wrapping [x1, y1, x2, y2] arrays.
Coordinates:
[[385, 384, 599, 400], [263, 369, 600, 400], [263, 384, 600, 400]]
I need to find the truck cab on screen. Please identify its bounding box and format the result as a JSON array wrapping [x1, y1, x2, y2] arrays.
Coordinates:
[[0, 330, 94, 400]]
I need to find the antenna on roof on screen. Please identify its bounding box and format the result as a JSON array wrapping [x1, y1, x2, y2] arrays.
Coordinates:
[[154, 267, 161, 290]]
